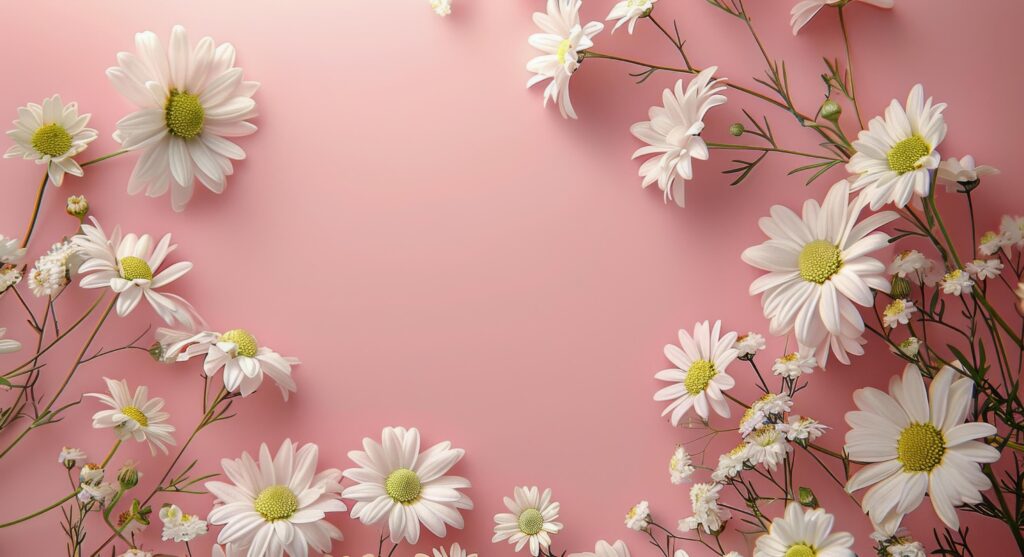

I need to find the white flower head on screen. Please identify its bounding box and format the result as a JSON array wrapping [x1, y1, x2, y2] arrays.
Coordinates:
[[0, 235, 25, 265], [66, 194, 89, 219], [712, 443, 750, 482], [654, 320, 738, 423], [669, 445, 694, 484], [0, 328, 21, 355], [734, 332, 766, 359], [940, 269, 973, 296], [606, 0, 655, 34], [888, 250, 927, 278], [631, 68, 726, 207], [80, 463, 105, 485], [790, 0, 893, 35], [493, 486, 562, 556], [771, 352, 816, 379], [624, 500, 650, 531], [431, 544, 477, 557], [883, 299, 916, 328], [753, 502, 854, 557], [159, 504, 208, 542], [964, 259, 1002, 281], [0, 266, 22, 294], [4, 94, 97, 186], [746, 425, 791, 471], [28, 240, 78, 298], [429, 0, 452, 16], [118, 549, 153, 557], [58, 446, 88, 468], [887, 541, 926, 557], [891, 337, 920, 358], [79, 481, 118, 504], [678, 482, 730, 534], [571, 540, 631, 557], [938, 155, 998, 191], [739, 393, 793, 437], [978, 230, 1006, 256], [780, 415, 827, 443], [526, 0, 604, 119], [999, 215, 1024, 248], [86, 377, 176, 455]]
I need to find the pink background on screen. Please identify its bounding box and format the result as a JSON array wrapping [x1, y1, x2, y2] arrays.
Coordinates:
[[0, 0, 1020, 555]]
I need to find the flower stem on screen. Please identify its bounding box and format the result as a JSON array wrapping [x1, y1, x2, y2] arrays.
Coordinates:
[[80, 149, 129, 168], [100, 440, 121, 468], [0, 489, 79, 528], [706, 142, 840, 161], [837, 7, 865, 129], [20, 171, 49, 249]]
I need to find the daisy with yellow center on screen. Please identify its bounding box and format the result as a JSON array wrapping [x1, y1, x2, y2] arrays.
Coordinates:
[[753, 502, 855, 557], [4, 94, 97, 186], [493, 486, 562, 556], [845, 365, 1000, 531], [606, 0, 656, 34], [86, 377, 175, 455], [883, 299, 916, 328], [526, 0, 604, 119], [654, 320, 738, 423]]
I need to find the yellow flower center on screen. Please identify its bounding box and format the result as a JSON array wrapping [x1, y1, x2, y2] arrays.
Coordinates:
[[784, 544, 816, 557], [728, 443, 747, 457], [165, 90, 205, 139], [798, 240, 842, 284], [885, 300, 906, 317], [384, 468, 422, 504], [684, 359, 717, 395], [897, 423, 945, 472], [980, 231, 998, 246], [119, 256, 154, 281], [518, 508, 545, 535], [556, 39, 572, 64], [31, 123, 73, 157], [121, 406, 149, 427], [780, 353, 798, 363], [254, 485, 299, 521], [220, 329, 258, 358], [886, 135, 930, 175]]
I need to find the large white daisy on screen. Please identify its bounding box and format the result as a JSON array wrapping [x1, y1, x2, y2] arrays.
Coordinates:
[[493, 486, 562, 556], [571, 540, 631, 557], [845, 364, 1000, 531], [107, 25, 259, 211], [343, 426, 472, 544], [847, 84, 947, 209], [654, 320, 738, 423], [526, 0, 604, 119], [790, 0, 893, 36], [86, 377, 176, 455], [753, 502, 855, 557], [630, 68, 726, 207], [741, 180, 896, 366], [4, 94, 97, 186]]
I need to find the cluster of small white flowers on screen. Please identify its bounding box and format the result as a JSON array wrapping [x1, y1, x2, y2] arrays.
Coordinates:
[[883, 299, 916, 328], [771, 352, 816, 379], [677, 482, 730, 534], [624, 500, 651, 531], [669, 445, 694, 484], [733, 332, 765, 359], [159, 504, 209, 542], [739, 393, 793, 437], [28, 240, 77, 297], [77, 464, 116, 504]]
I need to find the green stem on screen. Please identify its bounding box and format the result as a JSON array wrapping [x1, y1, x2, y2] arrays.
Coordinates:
[[837, 6, 865, 129], [0, 489, 79, 528], [20, 171, 48, 249], [706, 142, 840, 161], [2, 293, 106, 378], [100, 440, 121, 468], [80, 149, 129, 168]]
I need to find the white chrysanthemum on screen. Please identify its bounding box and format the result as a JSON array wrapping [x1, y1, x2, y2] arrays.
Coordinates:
[[107, 25, 258, 211], [742, 180, 895, 366], [624, 500, 650, 531], [654, 320, 738, 423], [847, 85, 947, 209], [746, 426, 791, 471], [739, 393, 792, 437], [606, 0, 655, 34], [0, 235, 25, 264], [940, 269, 973, 296], [781, 415, 827, 443], [771, 352, 816, 379], [938, 155, 998, 192], [156, 327, 298, 399], [431, 543, 476, 557], [669, 445, 694, 484], [883, 299, 915, 328], [965, 259, 1002, 280], [429, 0, 452, 16], [160, 504, 208, 542], [0, 266, 21, 293], [631, 68, 726, 207], [889, 250, 927, 278], [734, 332, 766, 359], [526, 0, 603, 120], [86, 377, 175, 455], [206, 440, 346, 556], [4, 94, 97, 186], [58, 446, 87, 468], [790, 0, 893, 35], [493, 486, 562, 556], [753, 502, 854, 557], [571, 540, 631, 557], [0, 328, 20, 354], [343, 426, 472, 544], [712, 443, 750, 482], [678, 482, 730, 534], [845, 365, 1000, 530], [73, 217, 199, 327], [28, 240, 77, 298]]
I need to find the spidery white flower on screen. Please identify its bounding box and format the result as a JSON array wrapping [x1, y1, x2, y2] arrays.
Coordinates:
[[526, 0, 603, 119], [883, 299, 916, 328], [606, 0, 655, 34], [965, 259, 1002, 280]]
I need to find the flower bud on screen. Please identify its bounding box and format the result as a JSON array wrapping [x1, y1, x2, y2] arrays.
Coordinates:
[[148, 341, 166, 362], [798, 487, 819, 508], [729, 123, 745, 137], [820, 100, 842, 121], [117, 461, 140, 490], [66, 195, 89, 220], [890, 276, 911, 299]]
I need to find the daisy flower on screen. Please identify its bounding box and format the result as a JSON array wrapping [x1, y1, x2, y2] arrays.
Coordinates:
[[790, 0, 893, 35], [4, 94, 97, 186], [742, 180, 896, 366], [206, 439, 346, 556], [107, 25, 258, 211], [734, 332, 766, 360], [746, 426, 791, 471], [58, 447, 87, 468], [938, 155, 998, 191], [429, 0, 452, 16], [781, 415, 827, 443], [999, 215, 1024, 247], [572, 540, 631, 557], [888, 250, 928, 278], [0, 328, 20, 354], [493, 486, 562, 556], [940, 269, 973, 296], [771, 352, 816, 379], [669, 445, 694, 484], [431, 544, 476, 557], [845, 365, 1000, 530], [891, 337, 920, 358], [0, 266, 21, 294], [654, 320, 738, 423], [712, 443, 750, 482], [630, 68, 726, 207], [343, 426, 472, 544], [0, 235, 24, 264], [526, 0, 604, 119], [678, 482, 730, 534], [155, 327, 299, 399], [606, 0, 655, 34], [86, 377, 175, 454], [847, 84, 947, 209], [753, 502, 854, 557], [965, 259, 1002, 280], [883, 299, 915, 328], [73, 217, 199, 328], [978, 230, 1006, 256], [624, 500, 650, 531], [160, 504, 208, 542]]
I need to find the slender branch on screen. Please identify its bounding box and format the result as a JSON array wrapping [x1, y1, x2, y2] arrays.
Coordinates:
[[20, 171, 48, 249], [80, 149, 130, 168], [706, 142, 841, 161], [837, 7, 865, 129]]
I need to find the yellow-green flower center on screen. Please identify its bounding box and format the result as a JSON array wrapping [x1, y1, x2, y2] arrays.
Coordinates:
[[684, 359, 717, 395], [798, 240, 842, 284], [31, 123, 73, 157], [220, 329, 258, 358], [384, 468, 422, 504], [254, 485, 299, 521], [121, 406, 148, 427], [518, 508, 545, 535], [556, 39, 572, 64], [885, 300, 906, 317], [886, 135, 930, 175], [165, 90, 205, 140], [784, 544, 816, 557], [897, 423, 945, 472], [119, 256, 154, 281]]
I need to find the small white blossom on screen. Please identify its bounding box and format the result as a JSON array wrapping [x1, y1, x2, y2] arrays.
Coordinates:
[[734, 332, 766, 359], [978, 230, 1006, 256], [160, 504, 209, 542], [780, 415, 827, 443], [883, 299, 916, 328], [78, 481, 117, 504], [739, 393, 793, 436], [712, 444, 749, 482], [891, 337, 920, 358], [79, 463, 104, 485], [429, 0, 451, 16], [938, 155, 999, 191], [58, 447, 87, 468], [965, 258, 1003, 280], [887, 542, 926, 557], [745, 425, 790, 471], [669, 445, 694, 484], [941, 269, 974, 295], [624, 500, 651, 531], [771, 352, 816, 379], [0, 235, 25, 265], [0, 266, 21, 293], [678, 483, 730, 534], [999, 215, 1024, 248], [606, 0, 655, 34]]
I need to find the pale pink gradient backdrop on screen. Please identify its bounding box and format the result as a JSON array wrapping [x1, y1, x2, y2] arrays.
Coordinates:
[[0, 0, 1020, 555]]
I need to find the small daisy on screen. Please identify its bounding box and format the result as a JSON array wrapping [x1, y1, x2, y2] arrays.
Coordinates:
[[790, 0, 893, 35], [753, 502, 854, 557], [624, 500, 650, 531], [343, 426, 472, 544], [938, 155, 998, 192], [847, 84, 947, 209], [978, 230, 1006, 256], [631, 68, 726, 207], [572, 540, 631, 557], [4, 94, 97, 186], [999, 215, 1024, 248], [0, 235, 24, 264], [941, 269, 973, 296], [0, 266, 22, 293], [771, 352, 816, 379], [431, 543, 477, 557], [888, 250, 928, 278], [891, 337, 920, 358], [86, 377, 175, 455], [58, 447, 87, 468], [965, 259, 1003, 281], [429, 0, 452, 16], [669, 445, 694, 484], [883, 299, 916, 328], [160, 504, 208, 542], [493, 486, 562, 556], [0, 328, 20, 354], [780, 415, 827, 443], [526, 0, 604, 119], [845, 365, 1000, 530], [712, 443, 750, 482], [606, 0, 655, 34], [654, 320, 738, 423], [739, 393, 793, 437], [79, 481, 118, 504], [746, 426, 791, 471], [734, 332, 766, 360], [678, 482, 730, 534]]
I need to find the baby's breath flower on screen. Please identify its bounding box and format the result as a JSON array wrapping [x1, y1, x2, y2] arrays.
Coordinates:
[[625, 500, 651, 531], [66, 195, 89, 219], [669, 445, 694, 484]]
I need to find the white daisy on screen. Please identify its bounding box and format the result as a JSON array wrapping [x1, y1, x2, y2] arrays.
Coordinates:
[[746, 426, 791, 471], [0, 235, 25, 264], [571, 540, 631, 557], [0, 266, 22, 293], [343, 426, 472, 544], [790, 0, 893, 35], [734, 332, 766, 359], [4, 94, 97, 186], [678, 482, 730, 534], [526, 0, 604, 119], [58, 446, 87, 468], [606, 0, 655, 34], [493, 486, 562, 556], [73, 217, 199, 328], [431, 543, 476, 557], [429, 0, 452, 16], [847, 84, 947, 209], [940, 269, 973, 296], [740, 393, 793, 437], [86, 377, 176, 455], [753, 502, 854, 557], [888, 250, 927, 278], [978, 230, 1006, 256], [155, 327, 299, 399], [771, 352, 816, 379], [160, 504, 208, 542], [964, 259, 1002, 280], [630, 68, 726, 207], [845, 365, 1000, 530], [883, 299, 915, 328], [938, 155, 999, 191], [891, 337, 920, 358], [654, 320, 738, 423], [624, 500, 650, 531], [781, 415, 827, 443], [669, 445, 694, 484], [742, 180, 895, 366], [206, 439, 345, 556], [0, 328, 20, 354], [999, 215, 1024, 248], [712, 443, 750, 482], [107, 25, 258, 211]]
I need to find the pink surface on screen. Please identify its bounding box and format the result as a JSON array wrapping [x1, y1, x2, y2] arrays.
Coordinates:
[[0, 0, 1020, 555]]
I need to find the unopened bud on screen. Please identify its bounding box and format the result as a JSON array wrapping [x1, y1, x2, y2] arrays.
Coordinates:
[[820, 100, 842, 121], [66, 195, 89, 220], [729, 123, 745, 137], [117, 461, 139, 489], [890, 276, 911, 299]]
